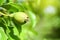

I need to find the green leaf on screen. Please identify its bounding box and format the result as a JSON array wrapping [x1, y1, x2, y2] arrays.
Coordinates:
[[8, 3, 25, 12], [12, 18, 22, 34], [0, 0, 5, 6], [2, 4, 19, 13], [0, 27, 8, 40], [26, 11, 37, 28], [9, 0, 16, 3], [8, 27, 20, 40]]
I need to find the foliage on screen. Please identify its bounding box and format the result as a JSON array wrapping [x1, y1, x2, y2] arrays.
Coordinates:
[[0, 0, 38, 40], [0, 0, 60, 40]]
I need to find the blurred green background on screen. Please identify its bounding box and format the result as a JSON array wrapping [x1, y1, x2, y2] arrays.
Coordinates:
[[0, 0, 60, 40]]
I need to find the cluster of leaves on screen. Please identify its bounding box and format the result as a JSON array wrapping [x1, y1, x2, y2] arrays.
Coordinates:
[[0, 0, 60, 40], [0, 0, 38, 40]]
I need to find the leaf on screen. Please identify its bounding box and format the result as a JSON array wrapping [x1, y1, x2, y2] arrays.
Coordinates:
[[0, 0, 5, 6], [20, 29, 38, 40], [8, 3, 25, 12], [9, 0, 17, 3], [12, 18, 22, 34], [26, 11, 37, 28], [8, 27, 20, 40], [2, 4, 19, 13], [0, 27, 8, 40]]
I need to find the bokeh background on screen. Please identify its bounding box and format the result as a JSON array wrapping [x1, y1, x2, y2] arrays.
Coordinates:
[[0, 0, 60, 40]]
